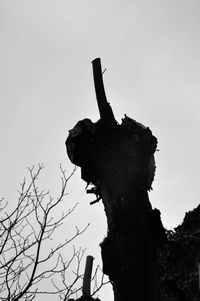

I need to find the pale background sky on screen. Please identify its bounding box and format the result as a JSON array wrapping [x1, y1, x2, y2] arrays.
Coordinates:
[[0, 1, 200, 300]]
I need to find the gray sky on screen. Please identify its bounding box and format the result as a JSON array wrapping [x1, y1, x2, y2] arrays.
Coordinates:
[[0, 0, 200, 300]]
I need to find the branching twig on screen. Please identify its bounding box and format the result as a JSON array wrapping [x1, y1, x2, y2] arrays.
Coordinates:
[[0, 165, 109, 300]]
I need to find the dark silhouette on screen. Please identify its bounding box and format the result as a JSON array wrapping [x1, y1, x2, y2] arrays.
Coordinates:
[[66, 58, 166, 301], [158, 204, 200, 300]]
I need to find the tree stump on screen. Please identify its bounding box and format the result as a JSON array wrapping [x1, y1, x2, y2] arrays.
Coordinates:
[[66, 58, 166, 301]]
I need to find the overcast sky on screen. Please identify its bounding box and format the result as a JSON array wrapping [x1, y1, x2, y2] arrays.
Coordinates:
[[0, 1, 200, 300]]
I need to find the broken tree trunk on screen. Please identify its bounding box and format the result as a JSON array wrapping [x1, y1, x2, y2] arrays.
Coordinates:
[[66, 58, 166, 301], [82, 255, 94, 297]]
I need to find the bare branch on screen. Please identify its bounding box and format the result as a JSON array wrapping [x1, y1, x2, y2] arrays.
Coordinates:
[[0, 165, 90, 301]]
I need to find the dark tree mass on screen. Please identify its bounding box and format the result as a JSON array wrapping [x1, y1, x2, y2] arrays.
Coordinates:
[[66, 58, 199, 301], [158, 204, 200, 300]]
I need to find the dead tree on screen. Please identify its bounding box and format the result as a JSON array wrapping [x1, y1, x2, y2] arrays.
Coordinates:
[[66, 58, 166, 301]]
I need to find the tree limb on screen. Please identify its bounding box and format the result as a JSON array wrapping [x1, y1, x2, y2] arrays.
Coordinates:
[[92, 58, 116, 126]]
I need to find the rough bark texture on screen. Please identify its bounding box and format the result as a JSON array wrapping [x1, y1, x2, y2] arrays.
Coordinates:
[[66, 58, 166, 301]]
